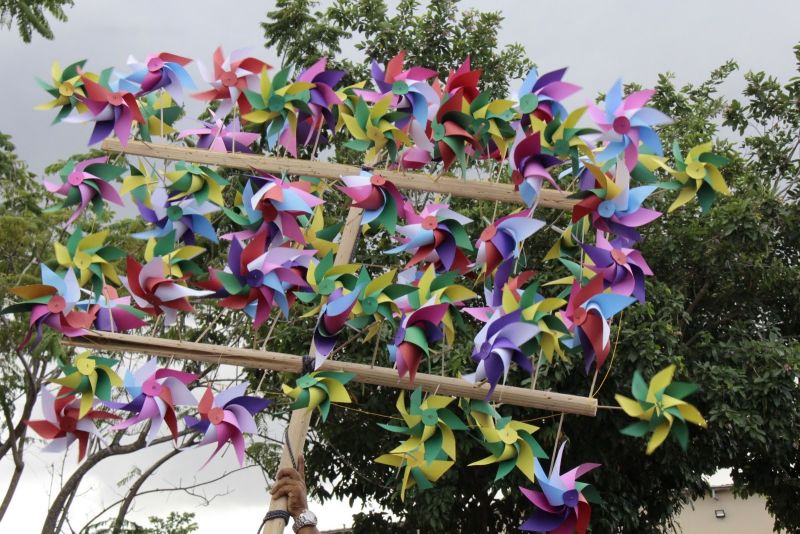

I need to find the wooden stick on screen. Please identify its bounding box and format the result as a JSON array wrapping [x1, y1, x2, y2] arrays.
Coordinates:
[[100, 139, 577, 211]]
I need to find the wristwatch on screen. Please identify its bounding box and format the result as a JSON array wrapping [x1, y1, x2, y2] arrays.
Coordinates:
[[292, 509, 318, 533]]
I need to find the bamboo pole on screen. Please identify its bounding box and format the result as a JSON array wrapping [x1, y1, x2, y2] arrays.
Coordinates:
[[100, 139, 577, 211]]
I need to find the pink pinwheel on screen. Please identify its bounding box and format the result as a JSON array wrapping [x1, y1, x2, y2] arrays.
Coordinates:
[[389, 302, 449, 383], [444, 57, 481, 102], [313, 286, 362, 367], [134, 187, 220, 245], [178, 112, 260, 153], [26, 386, 119, 462], [519, 442, 600, 534], [582, 232, 652, 303], [387, 203, 473, 274], [338, 171, 408, 234], [587, 79, 672, 171], [43, 157, 125, 225], [473, 209, 544, 276], [2, 265, 93, 350], [511, 132, 563, 209], [126, 52, 195, 101], [79, 285, 148, 333], [185, 384, 271, 466], [77, 74, 145, 147], [120, 256, 213, 326], [561, 275, 635, 373], [193, 46, 269, 117], [517, 67, 580, 124], [111, 359, 197, 443], [463, 309, 539, 397]]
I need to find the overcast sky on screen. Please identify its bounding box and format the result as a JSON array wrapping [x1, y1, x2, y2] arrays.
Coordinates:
[[1, 0, 798, 532]]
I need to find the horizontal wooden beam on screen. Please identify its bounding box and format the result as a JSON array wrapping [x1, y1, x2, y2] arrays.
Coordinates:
[[63, 330, 597, 417], [101, 139, 577, 211]]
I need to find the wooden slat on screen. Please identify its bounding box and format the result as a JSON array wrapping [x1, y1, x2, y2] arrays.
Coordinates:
[[101, 139, 577, 210]]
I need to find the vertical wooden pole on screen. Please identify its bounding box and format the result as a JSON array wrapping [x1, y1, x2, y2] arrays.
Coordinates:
[[263, 206, 363, 533]]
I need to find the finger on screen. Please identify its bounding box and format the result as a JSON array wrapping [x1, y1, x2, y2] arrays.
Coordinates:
[[276, 467, 302, 481], [297, 454, 305, 480], [270, 480, 299, 498]]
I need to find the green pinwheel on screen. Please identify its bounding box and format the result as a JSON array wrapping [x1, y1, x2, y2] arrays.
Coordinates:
[[137, 91, 183, 141], [52, 351, 123, 417], [615, 365, 707, 454], [469, 414, 548, 482], [54, 228, 125, 295], [165, 162, 228, 206], [282, 371, 355, 422], [35, 60, 88, 123], [144, 230, 206, 278], [340, 94, 412, 164], [665, 141, 731, 212]]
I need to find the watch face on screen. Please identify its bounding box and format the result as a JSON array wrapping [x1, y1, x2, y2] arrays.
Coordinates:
[[298, 510, 317, 526]]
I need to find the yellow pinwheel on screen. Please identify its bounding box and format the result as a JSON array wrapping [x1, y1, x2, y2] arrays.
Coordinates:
[[667, 142, 731, 213], [120, 162, 159, 204], [166, 162, 227, 206], [144, 235, 205, 278], [54, 228, 124, 294], [375, 447, 454, 502], [406, 265, 477, 345], [35, 60, 89, 122], [469, 415, 547, 482], [51, 351, 123, 417], [501, 281, 569, 363], [282, 371, 355, 422], [615, 365, 707, 454], [529, 106, 596, 161], [471, 97, 517, 160], [303, 206, 340, 257], [339, 94, 412, 164]]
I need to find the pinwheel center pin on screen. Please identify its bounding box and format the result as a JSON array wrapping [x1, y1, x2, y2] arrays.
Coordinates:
[[107, 92, 125, 106], [511, 170, 524, 186], [259, 202, 278, 222], [422, 215, 439, 230], [477, 341, 493, 359], [597, 200, 617, 218], [392, 80, 409, 95], [480, 225, 497, 241], [611, 249, 628, 265], [166, 205, 184, 222], [686, 161, 706, 179], [142, 379, 163, 397], [421, 408, 439, 426], [573, 307, 588, 326], [519, 93, 539, 114], [612, 116, 631, 135], [58, 82, 74, 97], [361, 296, 378, 315], [147, 57, 165, 72], [76, 357, 96, 375], [563, 488, 580, 508], [67, 171, 85, 186], [370, 174, 386, 186], [47, 295, 66, 314], [61, 416, 77, 432], [208, 407, 225, 425], [220, 71, 238, 87], [74, 251, 93, 269], [499, 425, 519, 444], [246, 269, 265, 288]]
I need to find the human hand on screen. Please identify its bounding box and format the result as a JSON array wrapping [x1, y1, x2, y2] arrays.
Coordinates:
[[270, 454, 309, 520]]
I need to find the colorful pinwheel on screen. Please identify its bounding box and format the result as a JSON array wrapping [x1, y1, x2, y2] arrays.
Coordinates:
[[511, 132, 563, 208], [111, 359, 197, 443], [469, 416, 547, 482], [432, 88, 482, 172], [165, 162, 228, 206], [26, 386, 119, 462], [517, 66, 581, 124], [346, 268, 414, 339], [615, 365, 707, 454], [295, 57, 345, 152], [178, 113, 260, 153], [142, 230, 206, 278], [338, 171, 408, 234], [303, 206, 341, 257], [52, 351, 122, 417], [504, 276, 570, 364], [582, 232, 652, 303], [194, 46, 269, 117], [120, 162, 158, 204], [126, 52, 195, 101], [78, 285, 148, 333], [312, 286, 362, 366], [282, 371, 355, 422], [135, 91, 183, 141], [473, 209, 544, 276], [184, 383, 271, 466], [375, 447, 454, 502], [134, 187, 220, 245], [666, 142, 731, 212], [388, 303, 448, 383], [44, 157, 125, 225], [35, 60, 88, 123], [77, 72, 145, 146], [519, 442, 601, 533], [470, 93, 517, 161], [54, 227, 125, 294], [120, 256, 213, 326]]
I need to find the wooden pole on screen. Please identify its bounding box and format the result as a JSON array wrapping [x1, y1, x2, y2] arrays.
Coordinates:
[[100, 139, 577, 211]]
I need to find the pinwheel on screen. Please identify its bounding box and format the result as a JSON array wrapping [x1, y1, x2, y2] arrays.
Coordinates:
[[120, 256, 213, 326], [615, 365, 707, 454], [120, 162, 158, 204], [338, 171, 407, 234], [469, 416, 547, 482], [312, 286, 363, 366], [143, 231, 206, 278], [582, 232, 652, 303], [51, 351, 122, 417], [136, 91, 183, 141], [462, 310, 539, 397], [375, 447, 454, 502], [244, 172, 324, 244], [134, 187, 220, 245], [444, 57, 481, 102], [126, 52, 195, 101], [194, 46, 270, 117], [561, 275, 636, 373], [470, 94, 517, 160], [26, 386, 119, 462], [295, 57, 345, 150], [303, 206, 341, 257], [54, 227, 125, 294], [432, 88, 482, 172], [572, 162, 661, 245], [473, 209, 544, 276], [340, 94, 413, 164], [165, 162, 228, 206], [298, 253, 360, 310], [75, 72, 144, 147], [511, 132, 563, 208], [544, 219, 588, 261], [78, 285, 148, 333], [2, 265, 93, 349], [507, 279, 571, 364], [346, 268, 415, 339], [43, 157, 125, 225], [665, 141, 731, 212], [378, 388, 467, 463], [184, 383, 271, 466], [387, 203, 473, 274], [519, 442, 601, 533], [517, 66, 581, 124], [111, 359, 197, 443], [282, 371, 355, 422], [532, 107, 597, 165], [587, 79, 672, 171], [178, 113, 260, 153], [388, 303, 448, 383], [35, 60, 88, 123]]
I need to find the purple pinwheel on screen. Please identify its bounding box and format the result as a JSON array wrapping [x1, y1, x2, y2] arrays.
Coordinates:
[[520, 442, 601, 534], [44, 157, 125, 225], [178, 112, 260, 153], [511, 132, 563, 208], [473, 210, 544, 276], [295, 57, 345, 150], [338, 171, 408, 234], [185, 384, 271, 466], [76, 73, 144, 147], [126, 52, 195, 101], [518, 66, 581, 124], [582, 232, 652, 303], [587, 80, 672, 171], [388, 302, 449, 383], [79, 285, 148, 333], [312, 286, 363, 367], [111, 359, 197, 444], [134, 187, 219, 245], [462, 310, 539, 397]]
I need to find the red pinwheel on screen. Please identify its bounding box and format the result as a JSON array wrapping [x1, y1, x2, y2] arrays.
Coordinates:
[[194, 46, 269, 117], [43, 157, 125, 225], [244, 171, 324, 244], [582, 232, 652, 303], [473, 209, 544, 276], [26, 386, 119, 462], [111, 359, 197, 443], [126, 52, 195, 101], [511, 132, 563, 208], [433, 87, 483, 172], [120, 256, 213, 326], [389, 302, 449, 383], [444, 57, 481, 102], [78, 74, 144, 147], [185, 384, 271, 466]]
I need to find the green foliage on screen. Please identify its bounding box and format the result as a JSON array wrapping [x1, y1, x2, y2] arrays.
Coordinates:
[[84, 512, 199, 534], [0, 0, 73, 42]]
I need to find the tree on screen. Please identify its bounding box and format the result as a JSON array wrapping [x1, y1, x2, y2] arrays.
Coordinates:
[[0, 0, 73, 42]]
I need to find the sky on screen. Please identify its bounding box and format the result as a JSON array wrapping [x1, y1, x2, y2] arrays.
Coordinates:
[[1, 0, 798, 532]]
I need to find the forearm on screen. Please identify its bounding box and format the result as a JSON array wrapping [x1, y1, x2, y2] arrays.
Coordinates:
[[297, 527, 319, 534]]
